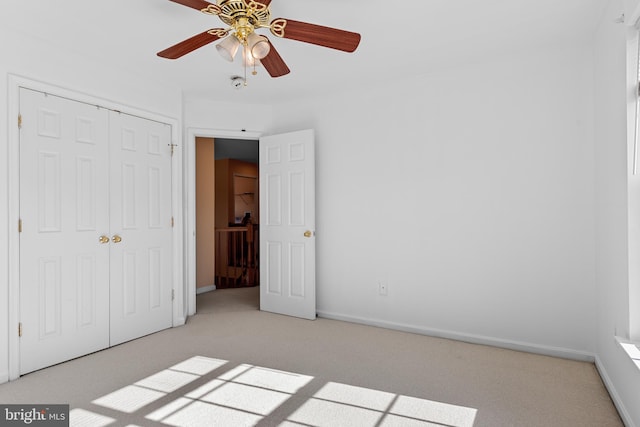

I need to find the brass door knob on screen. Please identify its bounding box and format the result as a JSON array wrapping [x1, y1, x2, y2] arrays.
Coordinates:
[[112, 235, 122, 243], [304, 230, 313, 238], [99, 235, 110, 244]]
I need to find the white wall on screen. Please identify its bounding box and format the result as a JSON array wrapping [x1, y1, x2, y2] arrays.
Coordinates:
[[184, 98, 273, 133], [594, 1, 640, 426], [625, 0, 640, 18], [0, 27, 182, 383], [272, 44, 597, 357]]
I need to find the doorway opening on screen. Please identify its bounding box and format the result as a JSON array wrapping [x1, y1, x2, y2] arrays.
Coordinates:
[[195, 137, 259, 309]]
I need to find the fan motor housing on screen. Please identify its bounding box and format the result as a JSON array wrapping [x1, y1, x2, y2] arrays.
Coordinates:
[[217, 0, 271, 28]]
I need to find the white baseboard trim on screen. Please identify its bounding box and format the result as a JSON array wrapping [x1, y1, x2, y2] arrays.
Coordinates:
[[316, 310, 595, 362], [595, 355, 636, 427], [196, 285, 216, 295], [0, 371, 8, 385]]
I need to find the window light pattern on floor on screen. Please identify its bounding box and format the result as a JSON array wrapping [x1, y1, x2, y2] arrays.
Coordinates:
[[71, 355, 478, 427], [91, 356, 228, 414], [286, 382, 476, 427], [146, 363, 312, 426]]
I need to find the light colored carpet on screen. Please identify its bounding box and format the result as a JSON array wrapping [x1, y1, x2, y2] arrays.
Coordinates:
[[0, 287, 623, 426]]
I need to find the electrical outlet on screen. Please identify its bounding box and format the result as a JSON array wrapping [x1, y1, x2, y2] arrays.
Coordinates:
[[378, 280, 388, 296]]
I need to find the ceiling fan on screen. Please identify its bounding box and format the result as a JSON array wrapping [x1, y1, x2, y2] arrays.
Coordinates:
[[157, 0, 361, 79]]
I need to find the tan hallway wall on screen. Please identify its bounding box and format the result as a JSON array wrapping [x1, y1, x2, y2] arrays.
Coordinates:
[[196, 137, 215, 289]]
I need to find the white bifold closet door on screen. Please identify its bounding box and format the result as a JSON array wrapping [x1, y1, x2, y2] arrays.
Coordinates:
[[19, 88, 173, 375], [108, 111, 173, 346]]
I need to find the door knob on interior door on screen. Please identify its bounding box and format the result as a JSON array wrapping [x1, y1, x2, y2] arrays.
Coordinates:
[[304, 230, 313, 238], [112, 235, 122, 243], [99, 235, 110, 244]]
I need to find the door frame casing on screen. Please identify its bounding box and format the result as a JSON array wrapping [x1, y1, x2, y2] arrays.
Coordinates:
[[185, 128, 261, 316], [7, 75, 184, 381]]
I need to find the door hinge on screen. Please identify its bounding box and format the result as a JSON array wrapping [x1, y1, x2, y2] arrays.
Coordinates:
[[18, 219, 22, 233], [169, 143, 178, 156], [18, 114, 22, 129], [172, 289, 175, 301], [171, 217, 174, 228], [18, 322, 22, 337]]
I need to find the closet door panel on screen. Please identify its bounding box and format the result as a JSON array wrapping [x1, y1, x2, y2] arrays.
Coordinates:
[[19, 88, 110, 374], [109, 112, 173, 346]]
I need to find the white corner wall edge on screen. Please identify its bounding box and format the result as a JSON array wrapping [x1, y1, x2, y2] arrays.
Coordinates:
[[174, 315, 187, 327], [628, 0, 640, 26], [595, 355, 637, 427], [316, 310, 595, 362]]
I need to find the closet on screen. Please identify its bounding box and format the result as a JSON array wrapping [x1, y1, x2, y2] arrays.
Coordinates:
[[18, 88, 173, 374]]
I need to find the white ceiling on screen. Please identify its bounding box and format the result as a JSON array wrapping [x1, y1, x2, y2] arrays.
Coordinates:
[[3, 0, 608, 105]]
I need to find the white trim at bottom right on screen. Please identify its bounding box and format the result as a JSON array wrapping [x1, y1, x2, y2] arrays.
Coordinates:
[[596, 350, 637, 427], [316, 310, 594, 361]]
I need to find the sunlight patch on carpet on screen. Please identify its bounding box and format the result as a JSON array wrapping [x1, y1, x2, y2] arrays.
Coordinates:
[[69, 408, 114, 427], [146, 364, 313, 426], [286, 382, 477, 427], [91, 356, 228, 414], [92, 385, 165, 414], [78, 356, 478, 426]]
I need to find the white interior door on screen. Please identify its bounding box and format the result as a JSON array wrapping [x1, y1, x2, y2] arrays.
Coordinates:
[[19, 88, 110, 374], [109, 111, 173, 345], [259, 129, 316, 320]]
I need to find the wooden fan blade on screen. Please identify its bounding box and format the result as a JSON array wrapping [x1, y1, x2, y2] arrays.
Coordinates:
[[253, 0, 272, 6], [270, 18, 361, 52], [261, 41, 290, 78], [157, 29, 226, 59], [169, 0, 216, 11]]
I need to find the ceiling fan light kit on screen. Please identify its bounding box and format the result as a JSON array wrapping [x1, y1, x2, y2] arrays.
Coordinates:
[[246, 32, 270, 59], [158, 0, 361, 85], [216, 34, 240, 61]]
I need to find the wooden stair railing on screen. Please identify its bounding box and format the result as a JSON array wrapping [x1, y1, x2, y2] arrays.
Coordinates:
[[214, 226, 259, 288]]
